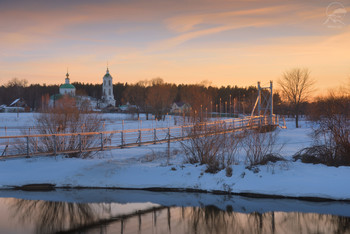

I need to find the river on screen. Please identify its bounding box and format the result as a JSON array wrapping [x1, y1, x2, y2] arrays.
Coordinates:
[[0, 189, 349, 233]]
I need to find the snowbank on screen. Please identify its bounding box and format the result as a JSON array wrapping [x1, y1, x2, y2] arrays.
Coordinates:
[[0, 114, 349, 201]]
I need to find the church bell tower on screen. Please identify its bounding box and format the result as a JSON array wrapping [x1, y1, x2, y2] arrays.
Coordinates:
[[101, 65, 116, 107]]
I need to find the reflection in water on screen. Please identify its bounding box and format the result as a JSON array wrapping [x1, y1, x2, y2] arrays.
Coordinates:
[[96, 206, 350, 234], [182, 207, 350, 234], [8, 198, 111, 233], [180, 206, 350, 234], [3, 197, 350, 234]]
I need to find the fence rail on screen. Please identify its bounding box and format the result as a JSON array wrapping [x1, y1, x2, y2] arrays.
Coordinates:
[[0, 115, 279, 158]]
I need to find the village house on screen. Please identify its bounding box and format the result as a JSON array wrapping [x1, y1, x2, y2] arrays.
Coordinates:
[[170, 102, 191, 114]]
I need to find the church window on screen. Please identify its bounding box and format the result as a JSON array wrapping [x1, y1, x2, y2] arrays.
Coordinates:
[[109, 80, 111, 86], [109, 89, 111, 95]]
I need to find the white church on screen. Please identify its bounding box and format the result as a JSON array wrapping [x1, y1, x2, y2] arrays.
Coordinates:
[[59, 72, 76, 96], [49, 67, 117, 110], [99, 66, 116, 108]]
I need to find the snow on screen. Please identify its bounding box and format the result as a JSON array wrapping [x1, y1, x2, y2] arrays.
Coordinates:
[[9, 98, 20, 107], [0, 113, 349, 201]]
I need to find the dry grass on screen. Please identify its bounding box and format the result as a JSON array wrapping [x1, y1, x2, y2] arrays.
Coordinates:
[[181, 121, 241, 173], [242, 127, 283, 167]]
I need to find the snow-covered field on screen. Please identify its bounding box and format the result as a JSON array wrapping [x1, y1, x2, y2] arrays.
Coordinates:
[[0, 112, 349, 201], [0, 112, 174, 136]]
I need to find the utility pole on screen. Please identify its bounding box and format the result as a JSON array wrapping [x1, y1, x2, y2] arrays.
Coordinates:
[[270, 81, 273, 118], [258, 81, 261, 116], [229, 94, 232, 117]]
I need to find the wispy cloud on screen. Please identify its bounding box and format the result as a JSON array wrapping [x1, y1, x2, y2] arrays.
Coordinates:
[[149, 4, 301, 51], [165, 5, 296, 33], [0, 0, 349, 89]]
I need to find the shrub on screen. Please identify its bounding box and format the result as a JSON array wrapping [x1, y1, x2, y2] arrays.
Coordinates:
[[181, 121, 241, 173], [242, 127, 283, 167], [225, 166, 233, 177], [258, 154, 285, 165], [22, 96, 104, 158], [307, 93, 350, 166], [293, 145, 349, 166]]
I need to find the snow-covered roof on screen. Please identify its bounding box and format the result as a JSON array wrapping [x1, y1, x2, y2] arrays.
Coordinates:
[[9, 98, 20, 106]]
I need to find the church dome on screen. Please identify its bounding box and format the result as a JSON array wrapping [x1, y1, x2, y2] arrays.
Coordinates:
[[103, 68, 112, 79], [60, 71, 75, 89], [60, 83, 75, 89]]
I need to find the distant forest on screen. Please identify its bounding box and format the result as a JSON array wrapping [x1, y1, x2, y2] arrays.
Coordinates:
[[0, 78, 293, 115]]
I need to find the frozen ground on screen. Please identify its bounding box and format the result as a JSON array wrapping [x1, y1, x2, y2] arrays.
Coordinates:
[[0, 113, 349, 200], [0, 112, 174, 136]]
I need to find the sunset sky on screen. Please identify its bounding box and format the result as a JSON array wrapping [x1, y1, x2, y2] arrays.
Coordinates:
[[0, 0, 349, 92]]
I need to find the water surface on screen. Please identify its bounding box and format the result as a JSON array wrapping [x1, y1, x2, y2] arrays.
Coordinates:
[[0, 189, 349, 234]]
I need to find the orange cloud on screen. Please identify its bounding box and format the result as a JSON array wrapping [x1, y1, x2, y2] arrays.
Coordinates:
[[149, 5, 300, 51]]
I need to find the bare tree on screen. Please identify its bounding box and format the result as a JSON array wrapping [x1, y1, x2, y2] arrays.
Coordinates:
[[123, 80, 149, 119], [180, 84, 212, 122], [4, 78, 28, 102], [20, 95, 105, 158], [146, 78, 176, 120], [278, 68, 315, 128], [6, 77, 28, 88]]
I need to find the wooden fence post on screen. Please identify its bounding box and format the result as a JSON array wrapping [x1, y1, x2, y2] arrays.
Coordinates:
[[167, 128, 170, 165], [35, 137, 38, 154], [100, 133, 104, 151], [26, 136, 29, 158], [259, 116, 262, 127], [121, 131, 124, 148], [79, 134, 82, 153], [153, 129, 156, 144], [138, 130, 142, 146], [53, 135, 57, 155]]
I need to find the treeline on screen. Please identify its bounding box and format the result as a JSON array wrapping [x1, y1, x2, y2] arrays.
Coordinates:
[[0, 78, 126, 109], [0, 77, 289, 117]]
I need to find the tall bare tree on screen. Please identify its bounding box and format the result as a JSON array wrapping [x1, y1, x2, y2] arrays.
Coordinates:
[[278, 68, 315, 128], [180, 84, 212, 122], [5, 77, 28, 102], [146, 78, 176, 120], [123, 80, 149, 119]]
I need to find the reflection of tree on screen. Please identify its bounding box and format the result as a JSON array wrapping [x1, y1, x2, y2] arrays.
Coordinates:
[[7, 198, 350, 234], [332, 215, 350, 233], [185, 205, 242, 234], [182, 207, 350, 234], [267, 212, 350, 234], [8, 198, 111, 234]]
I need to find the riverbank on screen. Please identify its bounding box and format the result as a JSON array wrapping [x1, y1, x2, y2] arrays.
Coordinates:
[[1, 115, 349, 201], [1, 150, 350, 201]]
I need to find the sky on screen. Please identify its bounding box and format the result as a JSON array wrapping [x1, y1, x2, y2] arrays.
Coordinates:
[[0, 0, 349, 92]]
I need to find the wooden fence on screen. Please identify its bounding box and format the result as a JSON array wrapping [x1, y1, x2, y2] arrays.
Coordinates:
[[0, 115, 279, 158]]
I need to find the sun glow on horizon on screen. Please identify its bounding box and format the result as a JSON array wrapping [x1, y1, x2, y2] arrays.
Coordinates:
[[0, 0, 349, 94]]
